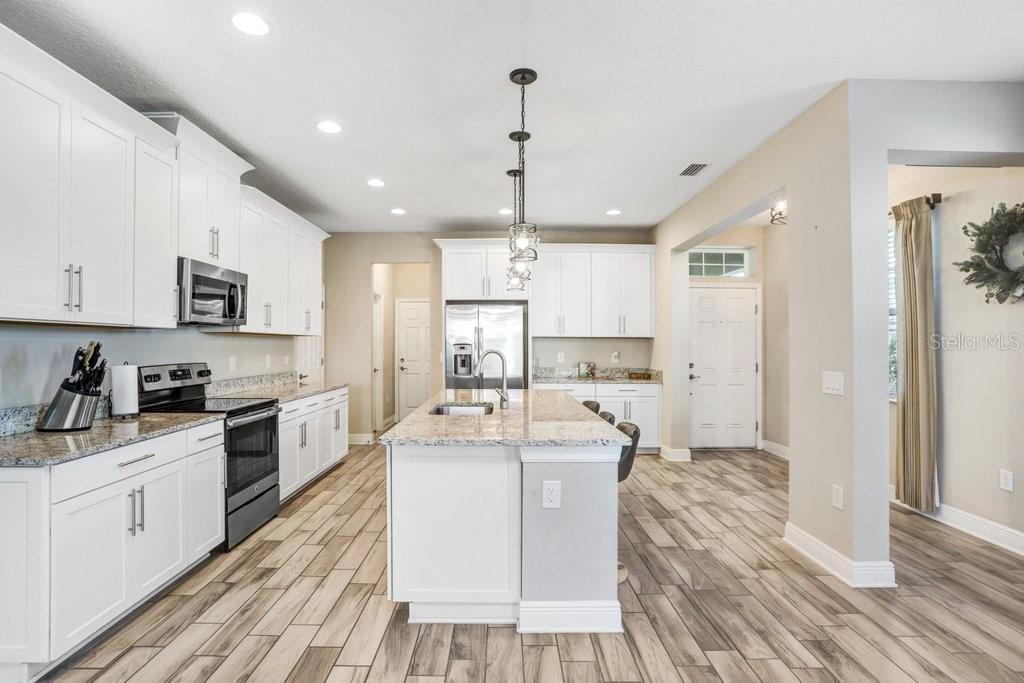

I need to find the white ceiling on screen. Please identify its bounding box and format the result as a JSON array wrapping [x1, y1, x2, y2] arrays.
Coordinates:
[[2, 1, 1023, 233]]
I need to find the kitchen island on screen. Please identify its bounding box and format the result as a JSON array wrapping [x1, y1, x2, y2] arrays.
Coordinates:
[[379, 388, 630, 632]]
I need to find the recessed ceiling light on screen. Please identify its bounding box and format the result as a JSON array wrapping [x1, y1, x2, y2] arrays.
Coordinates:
[[231, 12, 269, 36], [606, 209, 622, 216], [366, 178, 386, 188], [316, 120, 342, 134], [390, 208, 406, 215], [498, 208, 514, 216]]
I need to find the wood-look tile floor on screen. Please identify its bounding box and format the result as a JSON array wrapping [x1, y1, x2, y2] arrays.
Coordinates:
[[49, 446, 1024, 682]]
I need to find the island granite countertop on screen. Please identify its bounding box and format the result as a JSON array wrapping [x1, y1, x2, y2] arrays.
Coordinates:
[[532, 376, 662, 385], [222, 381, 350, 404], [378, 389, 631, 447], [0, 413, 223, 468]]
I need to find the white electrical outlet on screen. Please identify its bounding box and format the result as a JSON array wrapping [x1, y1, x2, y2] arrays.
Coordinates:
[[542, 480, 562, 509], [557, 352, 565, 363], [822, 371, 845, 396], [265, 354, 271, 370], [285, 355, 290, 367], [832, 484, 844, 510], [1000, 469, 1014, 493], [229, 356, 237, 372], [611, 350, 620, 363]]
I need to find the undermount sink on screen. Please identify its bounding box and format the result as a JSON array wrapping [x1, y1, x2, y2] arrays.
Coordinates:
[[429, 402, 494, 416]]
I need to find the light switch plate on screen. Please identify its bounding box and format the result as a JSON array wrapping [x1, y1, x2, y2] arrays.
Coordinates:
[[611, 350, 621, 363], [557, 352, 565, 363], [1000, 469, 1014, 492], [822, 371, 845, 396], [265, 355, 271, 370], [542, 480, 562, 509], [832, 484, 844, 510]]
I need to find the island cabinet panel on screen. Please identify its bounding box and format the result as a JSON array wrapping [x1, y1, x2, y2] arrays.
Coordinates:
[[389, 446, 521, 604]]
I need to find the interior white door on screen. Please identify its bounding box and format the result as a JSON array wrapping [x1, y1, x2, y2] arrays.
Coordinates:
[[590, 253, 621, 337], [0, 65, 69, 322], [622, 253, 653, 336], [69, 106, 133, 325], [396, 300, 431, 419], [689, 287, 757, 448], [372, 293, 385, 429], [132, 460, 188, 598], [559, 253, 591, 336], [444, 249, 486, 299], [133, 140, 178, 328]]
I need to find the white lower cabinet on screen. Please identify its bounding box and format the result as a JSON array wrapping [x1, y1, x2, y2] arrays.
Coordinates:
[[278, 389, 350, 503], [595, 385, 661, 449], [186, 446, 226, 563], [297, 414, 318, 484], [130, 460, 188, 599], [278, 416, 302, 500], [333, 398, 349, 463]]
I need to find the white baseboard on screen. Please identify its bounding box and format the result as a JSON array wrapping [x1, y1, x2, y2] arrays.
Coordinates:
[[890, 490, 1024, 558], [349, 433, 373, 445], [783, 522, 896, 588], [762, 440, 790, 460], [518, 600, 622, 633], [408, 602, 518, 624], [660, 445, 691, 462]]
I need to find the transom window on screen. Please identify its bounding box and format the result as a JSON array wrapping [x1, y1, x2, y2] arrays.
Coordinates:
[[688, 248, 748, 277]]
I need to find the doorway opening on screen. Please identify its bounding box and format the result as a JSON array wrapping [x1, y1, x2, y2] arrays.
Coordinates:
[[370, 263, 431, 435]]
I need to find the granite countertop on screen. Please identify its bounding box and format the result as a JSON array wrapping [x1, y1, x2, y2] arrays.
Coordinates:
[[0, 413, 223, 468], [223, 381, 350, 404], [378, 389, 631, 447], [532, 376, 662, 385]]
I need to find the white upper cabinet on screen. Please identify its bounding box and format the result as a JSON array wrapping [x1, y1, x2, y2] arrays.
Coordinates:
[[439, 241, 528, 301], [590, 254, 622, 337], [591, 251, 653, 337], [264, 217, 290, 334], [305, 236, 323, 335], [238, 203, 265, 333], [146, 114, 252, 272], [133, 140, 178, 328], [559, 253, 592, 336], [528, 252, 591, 337]]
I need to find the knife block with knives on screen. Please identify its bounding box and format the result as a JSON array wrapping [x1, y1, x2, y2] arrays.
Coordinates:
[[37, 341, 108, 432]]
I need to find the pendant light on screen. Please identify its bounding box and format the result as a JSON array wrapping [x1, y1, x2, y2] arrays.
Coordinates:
[[506, 68, 538, 291]]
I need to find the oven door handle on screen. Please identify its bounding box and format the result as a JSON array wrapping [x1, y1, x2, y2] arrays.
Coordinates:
[[225, 405, 282, 428]]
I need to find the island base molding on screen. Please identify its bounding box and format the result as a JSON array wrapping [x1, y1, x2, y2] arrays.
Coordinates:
[[407, 601, 623, 633]]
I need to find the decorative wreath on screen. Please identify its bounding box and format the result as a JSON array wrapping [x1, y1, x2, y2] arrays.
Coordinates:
[[953, 202, 1024, 304]]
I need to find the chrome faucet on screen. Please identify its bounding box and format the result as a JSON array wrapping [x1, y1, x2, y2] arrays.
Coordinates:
[[472, 349, 509, 408]]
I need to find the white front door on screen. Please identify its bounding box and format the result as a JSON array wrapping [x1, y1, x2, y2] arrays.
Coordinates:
[[396, 299, 431, 420], [689, 287, 758, 448]]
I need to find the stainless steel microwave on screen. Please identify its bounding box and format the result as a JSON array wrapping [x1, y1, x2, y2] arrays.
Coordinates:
[[177, 257, 248, 326]]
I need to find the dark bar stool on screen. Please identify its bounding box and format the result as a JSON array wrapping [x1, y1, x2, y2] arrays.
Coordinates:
[[599, 411, 615, 425], [615, 421, 640, 584], [582, 400, 600, 414]]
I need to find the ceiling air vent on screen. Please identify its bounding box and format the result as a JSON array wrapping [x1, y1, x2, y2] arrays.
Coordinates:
[[679, 163, 708, 177]]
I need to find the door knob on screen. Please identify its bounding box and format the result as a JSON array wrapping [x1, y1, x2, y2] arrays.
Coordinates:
[[689, 374, 701, 380], [373, 368, 379, 373], [400, 366, 407, 371]]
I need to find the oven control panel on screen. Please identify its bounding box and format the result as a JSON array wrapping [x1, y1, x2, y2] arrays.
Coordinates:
[[138, 362, 213, 392]]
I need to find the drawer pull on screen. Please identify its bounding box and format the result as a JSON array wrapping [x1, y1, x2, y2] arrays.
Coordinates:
[[197, 432, 221, 442], [617, 389, 639, 392], [118, 452, 157, 467], [307, 401, 320, 407], [284, 408, 299, 414]]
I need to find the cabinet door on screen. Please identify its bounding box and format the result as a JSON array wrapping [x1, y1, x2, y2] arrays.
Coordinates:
[[238, 204, 265, 333], [298, 416, 318, 484], [69, 106, 133, 325], [559, 253, 592, 336], [264, 217, 290, 333], [595, 397, 627, 426], [624, 396, 659, 448], [444, 249, 486, 300], [177, 149, 211, 262], [278, 418, 302, 500], [305, 238, 323, 334], [486, 248, 528, 300], [187, 447, 225, 562], [528, 256, 559, 336], [622, 253, 652, 337], [133, 140, 178, 328], [208, 165, 240, 270], [317, 407, 335, 472], [287, 231, 307, 334], [590, 253, 622, 337], [0, 64, 69, 322], [50, 480, 133, 658], [132, 460, 188, 598], [333, 400, 349, 463]]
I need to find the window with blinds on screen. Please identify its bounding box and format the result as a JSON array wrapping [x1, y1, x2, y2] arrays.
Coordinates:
[[888, 228, 897, 397]]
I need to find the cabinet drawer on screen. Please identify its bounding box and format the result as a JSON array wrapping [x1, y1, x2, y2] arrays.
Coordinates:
[[595, 383, 660, 397], [533, 383, 596, 400], [51, 431, 186, 504], [186, 420, 224, 455]]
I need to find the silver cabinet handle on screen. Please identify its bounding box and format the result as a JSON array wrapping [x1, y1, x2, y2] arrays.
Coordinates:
[[481, 276, 486, 297], [268, 302, 272, 327], [210, 227, 215, 257], [172, 286, 179, 319], [301, 422, 307, 448], [617, 388, 639, 392], [74, 266, 83, 310], [335, 408, 340, 430], [222, 454, 227, 489], [137, 485, 145, 532], [214, 227, 220, 258], [487, 276, 491, 297], [627, 401, 631, 419], [197, 431, 220, 442], [127, 489, 136, 536], [65, 264, 74, 309], [226, 405, 282, 428], [118, 452, 157, 467]]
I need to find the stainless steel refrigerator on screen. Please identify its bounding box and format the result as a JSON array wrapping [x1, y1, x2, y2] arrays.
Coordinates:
[[445, 303, 528, 389]]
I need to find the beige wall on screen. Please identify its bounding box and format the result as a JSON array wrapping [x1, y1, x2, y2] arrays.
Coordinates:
[[888, 164, 1024, 533], [325, 229, 652, 437], [691, 222, 766, 283], [532, 338, 652, 369]]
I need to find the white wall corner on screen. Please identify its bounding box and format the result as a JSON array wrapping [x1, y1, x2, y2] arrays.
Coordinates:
[[761, 440, 790, 460], [660, 445, 691, 462], [517, 600, 622, 633], [783, 522, 896, 588], [349, 433, 374, 445]]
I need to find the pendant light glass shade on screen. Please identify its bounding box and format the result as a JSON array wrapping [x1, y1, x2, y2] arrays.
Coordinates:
[[509, 222, 538, 262]]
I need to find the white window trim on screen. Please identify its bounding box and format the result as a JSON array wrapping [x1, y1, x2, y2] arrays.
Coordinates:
[[688, 247, 750, 278]]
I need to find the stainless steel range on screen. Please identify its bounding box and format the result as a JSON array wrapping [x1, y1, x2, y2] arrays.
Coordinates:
[[138, 362, 281, 549]]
